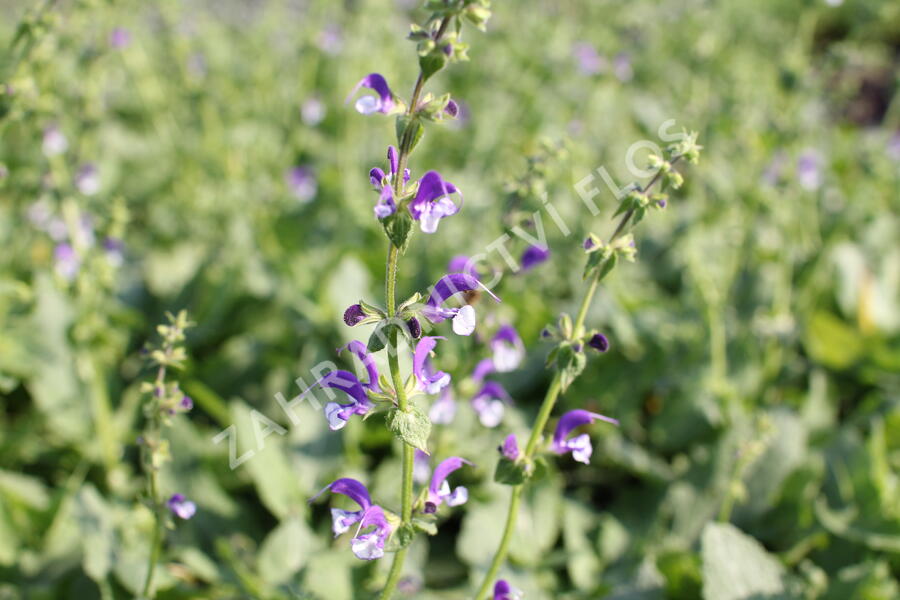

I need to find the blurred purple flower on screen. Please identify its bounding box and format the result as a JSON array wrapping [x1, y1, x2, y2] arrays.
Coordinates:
[[613, 52, 633, 82], [501, 434, 519, 460], [285, 166, 317, 203], [167, 493, 197, 520], [318, 24, 344, 55], [797, 150, 823, 190], [408, 171, 462, 233], [103, 237, 125, 267], [75, 163, 100, 196], [109, 28, 131, 50], [588, 333, 609, 353], [493, 579, 522, 600], [301, 96, 326, 126], [429, 386, 456, 424], [521, 245, 550, 271], [448, 254, 480, 279], [887, 131, 900, 161], [54, 244, 79, 280], [471, 381, 510, 428], [471, 357, 495, 383], [572, 42, 606, 76], [491, 325, 524, 372], [42, 125, 68, 157], [424, 457, 470, 513], [413, 449, 431, 484], [551, 409, 619, 464]]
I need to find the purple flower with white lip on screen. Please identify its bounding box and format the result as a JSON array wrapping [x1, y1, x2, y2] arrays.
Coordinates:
[[501, 434, 520, 460], [521, 245, 550, 271], [491, 325, 524, 372], [42, 125, 68, 157], [413, 449, 431, 484], [493, 580, 523, 600], [75, 163, 100, 196], [103, 237, 124, 267], [310, 478, 393, 560], [109, 28, 131, 49], [344, 304, 366, 326], [167, 493, 196, 520], [347, 73, 397, 115], [369, 146, 405, 219], [413, 336, 451, 394], [408, 171, 463, 233], [471, 381, 511, 428], [429, 385, 457, 424], [573, 42, 606, 76], [304, 370, 373, 430], [421, 273, 500, 336], [797, 150, 823, 190], [551, 409, 619, 464], [286, 166, 317, 203], [471, 357, 495, 382], [424, 457, 471, 513], [338, 340, 381, 392], [54, 243, 79, 280]]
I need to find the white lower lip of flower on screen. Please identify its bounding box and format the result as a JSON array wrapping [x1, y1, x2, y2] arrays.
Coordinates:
[[355, 95, 380, 114], [452, 305, 476, 335], [492, 344, 523, 372], [325, 402, 348, 430], [568, 433, 593, 464], [476, 399, 504, 428], [330, 508, 360, 536], [351, 532, 384, 560]]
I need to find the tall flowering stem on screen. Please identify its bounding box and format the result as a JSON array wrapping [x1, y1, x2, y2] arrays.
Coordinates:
[[474, 138, 701, 599], [139, 310, 194, 599]]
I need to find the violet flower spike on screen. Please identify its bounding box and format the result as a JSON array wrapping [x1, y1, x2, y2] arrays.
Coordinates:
[[551, 409, 619, 464], [521, 244, 550, 271], [347, 73, 396, 115], [491, 325, 525, 372], [429, 385, 457, 424], [408, 171, 462, 233], [167, 493, 196, 520], [413, 336, 452, 395], [421, 273, 500, 336], [424, 457, 471, 513], [471, 381, 511, 428]]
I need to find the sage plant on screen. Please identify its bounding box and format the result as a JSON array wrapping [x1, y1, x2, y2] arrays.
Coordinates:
[[474, 134, 702, 599], [305, 2, 493, 598], [138, 310, 195, 599]]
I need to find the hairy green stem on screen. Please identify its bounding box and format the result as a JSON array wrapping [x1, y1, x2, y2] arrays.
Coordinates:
[[140, 361, 169, 599]]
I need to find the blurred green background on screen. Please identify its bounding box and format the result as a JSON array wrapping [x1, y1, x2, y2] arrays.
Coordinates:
[[1, 0, 899, 598]]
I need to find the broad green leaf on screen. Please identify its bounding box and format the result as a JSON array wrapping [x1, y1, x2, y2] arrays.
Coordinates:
[[701, 522, 786, 600]]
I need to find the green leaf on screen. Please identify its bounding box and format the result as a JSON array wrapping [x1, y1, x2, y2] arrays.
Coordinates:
[[382, 212, 414, 254], [257, 516, 317, 585], [557, 344, 587, 392], [395, 115, 425, 155], [494, 457, 528, 486], [367, 321, 392, 353], [75, 485, 115, 582], [386, 405, 431, 452], [412, 514, 438, 536], [419, 49, 448, 81], [701, 522, 787, 600], [804, 311, 863, 370], [385, 522, 416, 551]]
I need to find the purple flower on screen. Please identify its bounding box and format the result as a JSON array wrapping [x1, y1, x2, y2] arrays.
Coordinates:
[[588, 333, 609, 353], [406, 317, 422, 339], [369, 146, 403, 219], [103, 237, 124, 267], [429, 386, 456, 424], [573, 42, 606, 76], [413, 449, 431, 484], [180, 395, 193, 411], [471, 381, 511, 428], [343, 304, 366, 326], [551, 409, 619, 464], [317, 24, 344, 55], [301, 96, 326, 126], [310, 478, 393, 560], [413, 336, 451, 394], [347, 73, 396, 115], [583, 236, 597, 251], [408, 171, 462, 233], [448, 254, 480, 279], [304, 370, 372, 430], [762, 150, 787, 186], [167, 494, 196, 520], [613, 52, 633, 82], [491, 325, 524, 372], [421, 273, 500, 336], [501, 434, 519, 460], [109, 28, 131, 49], [493, 580, 522, 600], [520, 245, 550, 271], [471, 357, 495, 383], [286, 166, 317, 203], [424, 457, 471, 513], [54, 243, 79, 280], [338, 340, 380, 392], [75, 163, 100, 196], [42, 125, 68, 157], [797, 150, 823, 191]]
